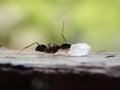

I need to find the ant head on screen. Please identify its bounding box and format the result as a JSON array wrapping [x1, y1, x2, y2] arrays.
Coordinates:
[[61, 22, 71, 49], [35, 44, 47, 52], [60, 42, 71, 49]]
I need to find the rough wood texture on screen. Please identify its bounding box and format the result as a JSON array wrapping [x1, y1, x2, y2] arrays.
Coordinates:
[[0, 47, 120, 90]]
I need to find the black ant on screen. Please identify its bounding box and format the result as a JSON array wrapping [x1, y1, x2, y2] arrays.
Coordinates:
[[19, 22, 71, 53]]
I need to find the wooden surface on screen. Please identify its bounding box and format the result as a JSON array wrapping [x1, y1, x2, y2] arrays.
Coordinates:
[[0, 47, 120, 77], [0, 47, 120, 90]]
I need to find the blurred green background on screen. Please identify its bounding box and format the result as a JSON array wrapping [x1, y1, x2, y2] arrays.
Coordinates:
[[0, 0, 120, 51]]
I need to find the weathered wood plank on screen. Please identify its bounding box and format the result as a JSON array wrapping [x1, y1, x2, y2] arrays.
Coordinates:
[[0, 47, 120, 90], [0, 48, 120, 77]]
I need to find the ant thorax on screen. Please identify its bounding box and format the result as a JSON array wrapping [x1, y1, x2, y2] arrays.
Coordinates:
[[44, 44, 60, 53]]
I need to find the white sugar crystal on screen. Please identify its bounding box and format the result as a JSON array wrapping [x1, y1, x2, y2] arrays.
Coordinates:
[[68, 43, 91, 56], [55, 43, 91, 56]]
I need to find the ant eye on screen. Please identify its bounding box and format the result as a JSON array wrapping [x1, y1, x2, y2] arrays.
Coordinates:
[[61, 43, 71, 49], [35, 44, 47, 52]]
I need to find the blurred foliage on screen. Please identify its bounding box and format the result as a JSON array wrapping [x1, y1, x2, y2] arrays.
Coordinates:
[[0, 0, 120, 51]]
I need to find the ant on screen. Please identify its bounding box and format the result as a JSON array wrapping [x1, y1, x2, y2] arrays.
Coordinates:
[[19, 22, 71, 53]]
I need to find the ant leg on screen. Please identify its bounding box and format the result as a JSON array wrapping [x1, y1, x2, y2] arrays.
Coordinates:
[[19, 42, 39, 53]]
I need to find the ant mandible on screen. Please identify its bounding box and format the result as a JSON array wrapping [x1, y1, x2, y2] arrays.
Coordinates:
[[19, 22, 71, 53]]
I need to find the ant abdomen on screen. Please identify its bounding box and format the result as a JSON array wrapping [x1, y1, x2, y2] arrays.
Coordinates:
[[35, 44, 47, 52]]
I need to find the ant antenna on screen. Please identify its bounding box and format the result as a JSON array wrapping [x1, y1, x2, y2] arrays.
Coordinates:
[[61, 21, 67, 42], [19, 42, 39, 53]]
